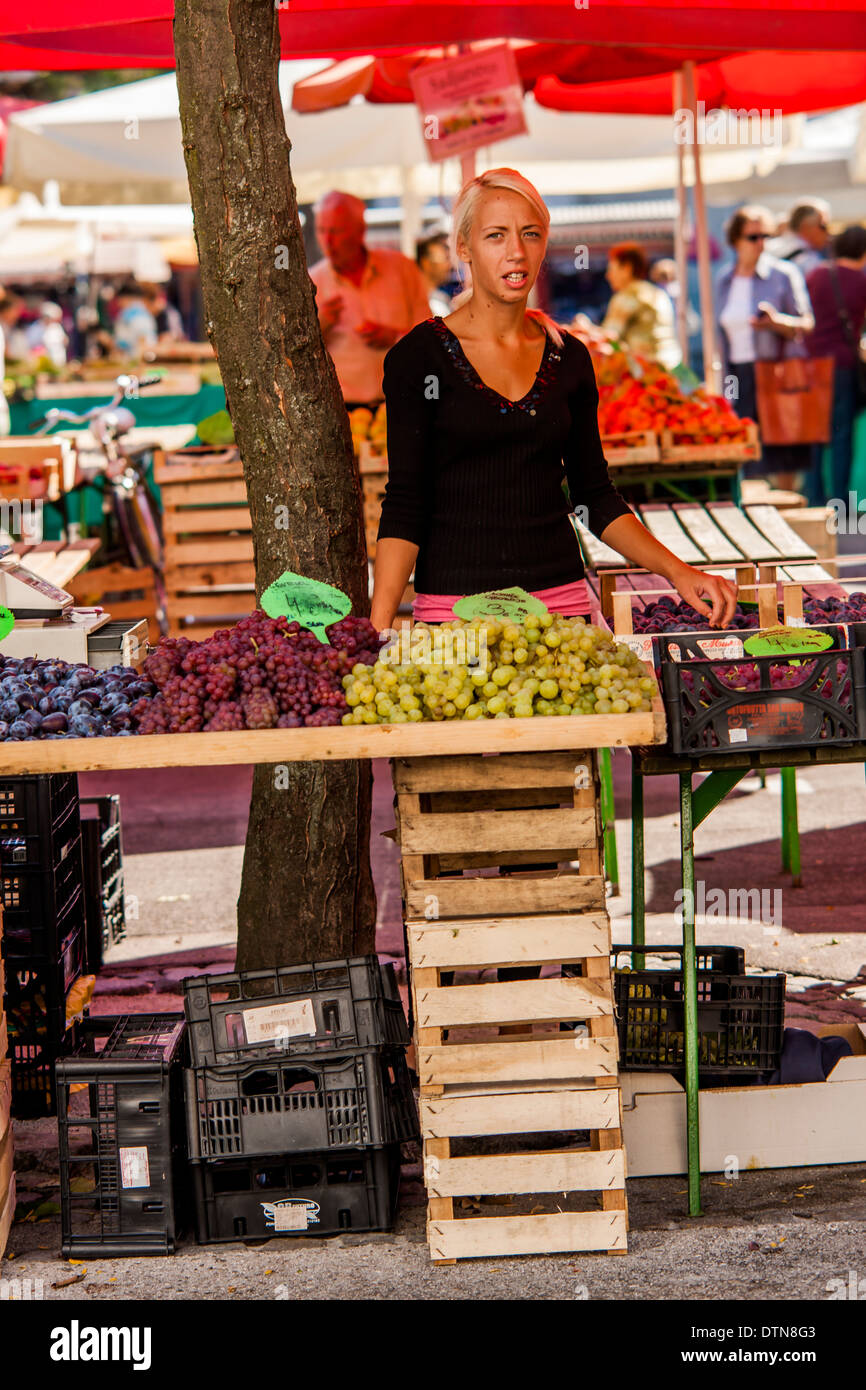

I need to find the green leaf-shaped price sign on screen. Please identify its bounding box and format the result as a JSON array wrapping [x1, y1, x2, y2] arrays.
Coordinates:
[[453, 586, 549, 624], [260, 571, 351, 643], [0, 606, 14, 642], [743, 626, 834, 658]]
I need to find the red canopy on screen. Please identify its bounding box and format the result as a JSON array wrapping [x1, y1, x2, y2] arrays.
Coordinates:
[[293, 45, 866, 115], [2, 0, 865, 66]]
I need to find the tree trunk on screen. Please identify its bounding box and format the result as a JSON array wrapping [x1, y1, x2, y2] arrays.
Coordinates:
[[174, 0, 377, 970]]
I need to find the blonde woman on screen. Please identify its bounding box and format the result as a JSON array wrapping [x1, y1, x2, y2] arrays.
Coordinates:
[[371, 168, 736, 633]]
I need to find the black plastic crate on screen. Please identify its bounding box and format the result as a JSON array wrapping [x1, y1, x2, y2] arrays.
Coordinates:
[[5, 912, 87, 1118], [1, 847, 85, 961], [56, 1014, 189, 1258], [657, 629, 866, 756], [191, 1143, 402, 1244], [612, 943, 785, 1081], [8, 1024, 81, 1120], [80, 795, 126, 972], [185, 1046, 418, 1161], [184, 956, 409, 1067], [0, 774, 80, 868]]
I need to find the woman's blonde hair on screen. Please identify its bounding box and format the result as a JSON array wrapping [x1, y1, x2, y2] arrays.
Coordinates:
[[450, 167, 564, 347]]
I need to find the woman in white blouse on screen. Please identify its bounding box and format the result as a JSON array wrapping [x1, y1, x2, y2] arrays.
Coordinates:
[[716, 205, 815, 482]]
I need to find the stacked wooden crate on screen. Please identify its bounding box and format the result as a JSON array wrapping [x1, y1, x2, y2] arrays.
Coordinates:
[[358, 444, 388, 563], [154, 447, 256, 640], [0, 902, 14, 1260], [393, 749, 627, 1262], [67, 561, 162, 645]]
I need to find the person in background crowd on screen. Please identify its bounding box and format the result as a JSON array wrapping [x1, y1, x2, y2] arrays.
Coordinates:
[[716, 204, 815, 487], [416, 232, 454, 317], [767, 200, 832, 276], [649, 258, 701, 341], [600, 242, 681, 369], [309, 190, 431, 408], [0, 289, 23, 436], [142, 284, 186, 344], [113, 283, 158, 358], [804, 224, 866, 505], [25, 301, 68, 369]]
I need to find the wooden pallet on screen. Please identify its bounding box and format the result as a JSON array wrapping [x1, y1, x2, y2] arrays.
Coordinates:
[[393, 749, 627, 1262], [659, 421, 761, 464], [154, 447, 256, 639]]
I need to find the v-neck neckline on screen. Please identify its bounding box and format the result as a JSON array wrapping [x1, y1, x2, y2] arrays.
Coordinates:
[[433, 317, 554, 410]]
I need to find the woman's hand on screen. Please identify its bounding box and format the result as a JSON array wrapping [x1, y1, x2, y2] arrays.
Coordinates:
[[671, 565, 738, 628]]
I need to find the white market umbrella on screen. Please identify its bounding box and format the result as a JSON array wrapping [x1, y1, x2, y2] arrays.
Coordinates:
[[5, 68, 800, 208]]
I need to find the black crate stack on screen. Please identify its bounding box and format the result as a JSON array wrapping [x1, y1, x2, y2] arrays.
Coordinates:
[[80, 795, 127, 972], [56, 1015, 189, 1257], [0, 775, 87, 1117], [182, 956, 418, 1243]]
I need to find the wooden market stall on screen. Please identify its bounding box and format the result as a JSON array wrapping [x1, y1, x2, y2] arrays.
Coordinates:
[[0, 708, 666, 1261]]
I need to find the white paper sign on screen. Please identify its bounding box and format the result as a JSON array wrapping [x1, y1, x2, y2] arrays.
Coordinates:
[[696, 636, 744, 660], [262, 1199, 320, 1231], [119, 1146, 150, 1190], [242, 999, 317, 1045]]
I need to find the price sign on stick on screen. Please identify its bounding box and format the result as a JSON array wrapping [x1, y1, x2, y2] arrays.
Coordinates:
[[453, 587, 549, 624], [0, 606, 14, 642], [260, 571, 351, 643]]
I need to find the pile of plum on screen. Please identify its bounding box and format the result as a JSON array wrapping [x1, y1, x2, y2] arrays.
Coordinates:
[[0, 658, 155, 740], [631, 590, 866, 634]]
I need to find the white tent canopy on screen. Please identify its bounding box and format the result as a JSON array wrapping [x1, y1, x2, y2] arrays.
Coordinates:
[[4, 67, 802, 208]]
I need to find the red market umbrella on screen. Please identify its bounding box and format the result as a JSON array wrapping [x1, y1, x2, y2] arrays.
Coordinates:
[[292, 46, 866, 115], [2, 0, 866, 67]]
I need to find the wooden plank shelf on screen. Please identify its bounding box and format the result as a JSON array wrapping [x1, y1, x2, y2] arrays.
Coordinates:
[[0, 703, 666, 775], [395, 747, 628, 1263]]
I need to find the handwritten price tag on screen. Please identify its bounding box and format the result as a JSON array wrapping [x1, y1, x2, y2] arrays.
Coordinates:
[[260, 571, 351, 643], [0, 606, 14, 642], [453, 586, 549, 624], [743, 626, 833, 657]]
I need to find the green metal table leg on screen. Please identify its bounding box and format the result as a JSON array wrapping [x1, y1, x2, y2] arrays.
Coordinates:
[[598, 746, 619, 897], [630, 757, 645, 970], [680, 771, 703, 1218], [780, 766, 802, 886]]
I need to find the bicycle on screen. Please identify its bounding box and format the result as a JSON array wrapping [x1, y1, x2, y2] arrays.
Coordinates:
[[30, 374, 169, 635]]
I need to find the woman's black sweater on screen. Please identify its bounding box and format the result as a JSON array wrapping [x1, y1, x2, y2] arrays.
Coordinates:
[[377, 316, 632, 594]]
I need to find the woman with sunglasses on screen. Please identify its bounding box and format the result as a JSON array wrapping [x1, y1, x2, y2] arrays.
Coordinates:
[[716, 205, 815, 483]]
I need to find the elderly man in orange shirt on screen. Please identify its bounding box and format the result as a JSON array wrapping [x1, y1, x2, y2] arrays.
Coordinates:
[[309, 190, 432, 409]]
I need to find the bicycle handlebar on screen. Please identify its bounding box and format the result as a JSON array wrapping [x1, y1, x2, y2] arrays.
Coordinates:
[[30, 372, 164, 434]]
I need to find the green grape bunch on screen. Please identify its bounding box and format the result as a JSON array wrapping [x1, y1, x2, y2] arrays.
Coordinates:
[[340, 614, 658, 725]]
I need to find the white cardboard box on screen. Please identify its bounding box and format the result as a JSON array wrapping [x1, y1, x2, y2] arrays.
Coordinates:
[[621, 1024, 866, 1175]]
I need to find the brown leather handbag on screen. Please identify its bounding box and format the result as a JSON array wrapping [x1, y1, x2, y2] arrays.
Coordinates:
[[754, 356, 834, 445]]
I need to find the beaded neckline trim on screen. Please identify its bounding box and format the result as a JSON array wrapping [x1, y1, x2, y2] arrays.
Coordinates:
[[429, 316, 562, 416]]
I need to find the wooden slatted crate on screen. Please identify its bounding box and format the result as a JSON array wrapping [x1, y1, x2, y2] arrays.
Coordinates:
[[67, 561, 162, 645], [393, 749, 627, 1263], [363, 469, 388, 563], [600, 430, 660, 466], [659, 420, 761, 464], [154, 447, 256, 640]]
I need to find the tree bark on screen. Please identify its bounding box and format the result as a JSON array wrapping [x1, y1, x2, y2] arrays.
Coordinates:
[[174, 0, 376, 970]]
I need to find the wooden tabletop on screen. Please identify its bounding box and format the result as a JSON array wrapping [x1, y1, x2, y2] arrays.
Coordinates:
[[0, 706, 667, 775]]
